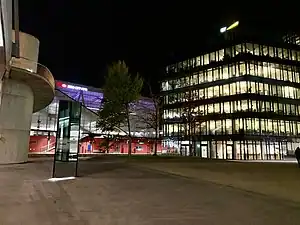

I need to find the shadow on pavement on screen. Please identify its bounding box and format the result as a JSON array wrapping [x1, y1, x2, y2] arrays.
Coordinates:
[[77, 156, 128, 177], [76, 156, 176, 179]]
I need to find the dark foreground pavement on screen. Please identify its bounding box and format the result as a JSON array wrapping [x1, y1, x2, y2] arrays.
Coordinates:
[[0, 157, 300, 225]]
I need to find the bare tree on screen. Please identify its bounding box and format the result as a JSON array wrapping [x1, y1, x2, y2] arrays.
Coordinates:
[[181, 86, 198, 156], [135, 83, 161, 155], [165, 77, 197, 156]]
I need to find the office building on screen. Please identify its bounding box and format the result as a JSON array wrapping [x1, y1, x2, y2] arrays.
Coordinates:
[[161, 25, 300, 160]]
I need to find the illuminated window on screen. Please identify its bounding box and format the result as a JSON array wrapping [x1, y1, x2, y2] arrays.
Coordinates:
[[207, 70, 213, 82], [246, 43, 253, 53], [224, 102, 230, 113], [230, 83, 236, 95], [249, 63, 254, 75], [196, 56, 201, 66], [269, 47, 274, 57], [199, 72, 204, 84], [223, 84, 229, 96], [263, 46, 268, 56], [251, 101, 257, 111], [223, 67, 229, 79], [189, 58, 195, 68], [283, 49, 289, 59], [214, 103, 220, 114], [199, 105, 205, 115], [240, 81, 247, 93], [210, 52, 216, 62], [235, 44, 242, 54], [213, 86, 219, 97], [277, 48, 283, 59], [219, 49, 224, 60], [182, 61, 187, 69], [270, 66, 276, 79], [199, 89, 204, 99], [262, 62, 269, 78], [204, 54, 209, 65], [192, 90, 198, 100], [253, 44, 259, 56], [292, 50, 298, 61], [240, 63, 246, 75], [287, 70, 293, 82], [191, 74, 198, 85], [229, 65, 235, 77], [208, 104, 213, 114], [296, 71, 300, 83], [241, 100, 248, 111], [207, 87, 213, 98]]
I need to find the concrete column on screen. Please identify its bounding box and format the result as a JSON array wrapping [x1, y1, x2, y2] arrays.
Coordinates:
[[0, 78, 33, 164]]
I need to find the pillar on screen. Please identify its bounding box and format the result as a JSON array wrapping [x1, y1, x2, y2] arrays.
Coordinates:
[[0, 78, 33, 164]]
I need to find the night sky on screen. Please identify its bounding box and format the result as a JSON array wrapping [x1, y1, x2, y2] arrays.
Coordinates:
[[19, 1, 299, 94]]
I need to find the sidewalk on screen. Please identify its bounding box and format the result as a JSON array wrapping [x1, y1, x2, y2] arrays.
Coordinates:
[[134, 160, 300, 203], [1, 158, 300, 225], [232, 157, 297, 163]]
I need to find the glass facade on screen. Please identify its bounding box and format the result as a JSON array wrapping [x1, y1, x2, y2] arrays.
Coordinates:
[[164, 43, 300, 75], [29, 81, 157, 154], [161, 42, 300, 160]]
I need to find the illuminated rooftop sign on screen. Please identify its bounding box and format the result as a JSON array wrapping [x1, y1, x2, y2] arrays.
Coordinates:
[[56, 81, 88, 91], [220, 21, 239, 33]]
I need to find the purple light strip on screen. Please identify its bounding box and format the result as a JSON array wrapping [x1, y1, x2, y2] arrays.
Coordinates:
[[57, 86, 155, 109]]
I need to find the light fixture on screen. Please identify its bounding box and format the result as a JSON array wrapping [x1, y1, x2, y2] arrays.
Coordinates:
[[227, 21, 239, 31], [220, 21, 239, 33], [47, 176, 76, 182], [220, 27, 227, 33]]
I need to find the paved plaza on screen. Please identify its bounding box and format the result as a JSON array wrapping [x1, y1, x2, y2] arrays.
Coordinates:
[[0, 157, 300, 225]]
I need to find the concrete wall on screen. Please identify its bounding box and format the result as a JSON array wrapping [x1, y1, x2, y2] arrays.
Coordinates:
[[11, 30, 40, 73], [0, 79, 34, 163]]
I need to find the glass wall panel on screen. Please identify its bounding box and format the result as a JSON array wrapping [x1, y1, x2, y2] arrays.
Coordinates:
[[165, 81, 300, 105]]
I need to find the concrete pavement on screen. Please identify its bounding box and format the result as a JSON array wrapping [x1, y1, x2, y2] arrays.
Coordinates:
[[0, 157, 300, 225]]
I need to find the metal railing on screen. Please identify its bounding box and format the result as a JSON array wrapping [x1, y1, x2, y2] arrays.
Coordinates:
[[40, 142, 56, 152]]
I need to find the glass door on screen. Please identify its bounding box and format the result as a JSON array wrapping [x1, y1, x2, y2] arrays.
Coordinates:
[[226, 144, 233, 159], [201, 145, 208, 158], [180, 145, 190, 156]]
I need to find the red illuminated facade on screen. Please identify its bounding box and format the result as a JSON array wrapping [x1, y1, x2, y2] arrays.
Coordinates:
[[30, 80, 161, 155], [29, 136, 163, 155], [29, 135, 56, 153]]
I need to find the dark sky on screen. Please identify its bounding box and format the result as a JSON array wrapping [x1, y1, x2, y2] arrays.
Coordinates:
[[19, 1, 299, 93]]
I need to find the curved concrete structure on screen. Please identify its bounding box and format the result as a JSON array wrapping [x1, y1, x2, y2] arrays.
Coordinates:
[[12, 30, 39, 61], [10, 57, 55, 112], [0, 30, 55, 163], [0, 79, 34, 163], [10, 31, 55, 112]]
